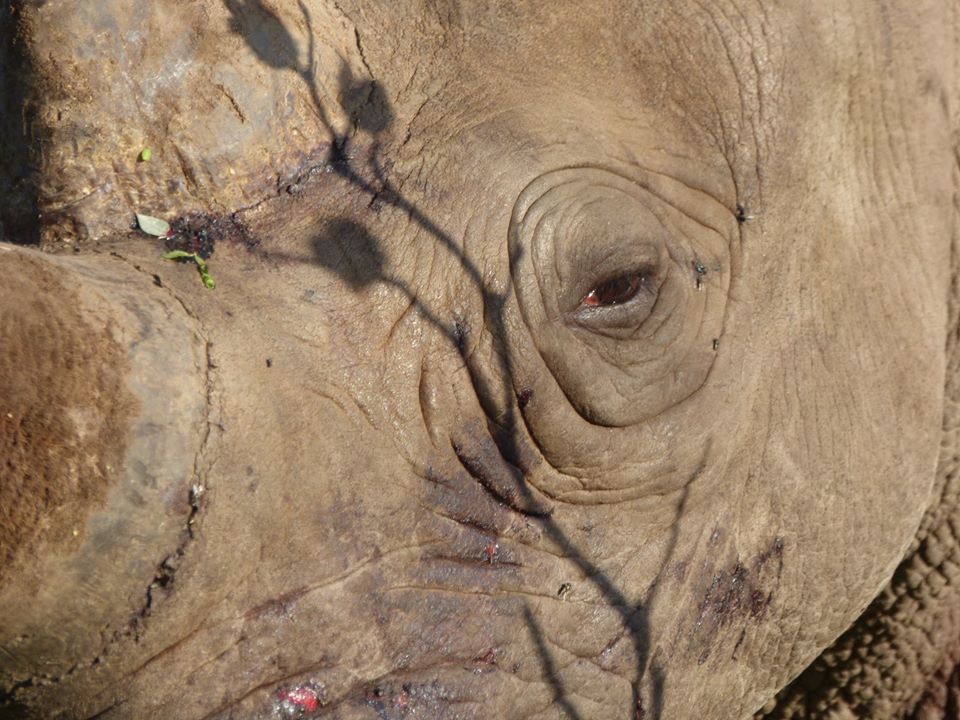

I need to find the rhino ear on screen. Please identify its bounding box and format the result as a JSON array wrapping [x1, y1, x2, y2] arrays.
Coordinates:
[[0, 246, 207, 689]]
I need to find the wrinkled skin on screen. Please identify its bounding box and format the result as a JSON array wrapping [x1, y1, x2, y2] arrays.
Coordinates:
[[2, 1, 959, 719]]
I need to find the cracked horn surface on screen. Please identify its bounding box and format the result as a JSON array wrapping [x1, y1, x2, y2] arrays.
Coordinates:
[[12, 0, 362, 246], [0, 246, 208, 685]]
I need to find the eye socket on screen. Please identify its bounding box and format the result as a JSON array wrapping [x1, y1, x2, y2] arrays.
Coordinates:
[[509, 166, 730, 428], [580, 272, 644, 308]]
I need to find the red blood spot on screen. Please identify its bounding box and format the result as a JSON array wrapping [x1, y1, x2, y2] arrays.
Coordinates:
[[278, 686, 320, 712], [476, 648, 497, 665]]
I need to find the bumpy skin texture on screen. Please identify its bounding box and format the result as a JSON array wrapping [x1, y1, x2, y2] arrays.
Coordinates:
[[1, 2, 959, 719]]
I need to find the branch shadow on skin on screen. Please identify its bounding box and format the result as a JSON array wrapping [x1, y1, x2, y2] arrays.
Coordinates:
[[523, 606, 586, 720], [228, 7, 692, 718], [277, 216, 689, 720], [267, 218, 459, 341], [224, 0, 393, 154]]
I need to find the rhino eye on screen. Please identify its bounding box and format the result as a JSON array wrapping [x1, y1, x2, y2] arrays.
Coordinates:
[[580, 272, 644, 308], [508, 166, 730, 427]]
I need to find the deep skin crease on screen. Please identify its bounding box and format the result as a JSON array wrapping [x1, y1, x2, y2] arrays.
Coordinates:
[[1, 1, 959, 719]]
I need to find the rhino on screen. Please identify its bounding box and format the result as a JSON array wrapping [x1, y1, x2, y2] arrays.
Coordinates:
[[1, 1, 958, 718]]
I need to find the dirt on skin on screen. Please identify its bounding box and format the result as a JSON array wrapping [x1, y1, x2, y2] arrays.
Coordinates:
[[0, 252, 135, 586], [0, 3, 38, 245]]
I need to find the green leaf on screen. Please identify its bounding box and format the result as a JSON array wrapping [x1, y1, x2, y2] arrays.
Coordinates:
[[137, 213, 170, 237], [163, 250, 195, 261], [162, 250, 216, 289], [139, 147, 152, 162]]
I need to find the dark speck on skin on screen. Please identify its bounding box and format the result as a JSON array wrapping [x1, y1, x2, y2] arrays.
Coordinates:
[[518, 387, 533, 409], [266, 358, 272, 368], [452, 317, 468, 352], [693, 260, 707, 290]]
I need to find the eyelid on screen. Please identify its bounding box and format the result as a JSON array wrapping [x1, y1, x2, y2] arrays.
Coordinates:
[[570, 286, 654, 329], [561, 248, 660, 308], [566, 263, 672, 343]]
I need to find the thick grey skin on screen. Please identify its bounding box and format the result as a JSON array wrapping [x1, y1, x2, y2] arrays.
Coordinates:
[[1, 1, 959, 718]]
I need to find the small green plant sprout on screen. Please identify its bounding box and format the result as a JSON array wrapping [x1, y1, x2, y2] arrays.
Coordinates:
[[163, 250, 216, 289], [139, 147, 152, 162]]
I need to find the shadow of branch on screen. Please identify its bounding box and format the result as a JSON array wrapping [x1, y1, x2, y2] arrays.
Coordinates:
[[523, 605, 586, 720], [227, 8, 693, 717]]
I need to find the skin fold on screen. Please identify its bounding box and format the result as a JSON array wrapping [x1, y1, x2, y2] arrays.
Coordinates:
[[0, 1, 958, 718]]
